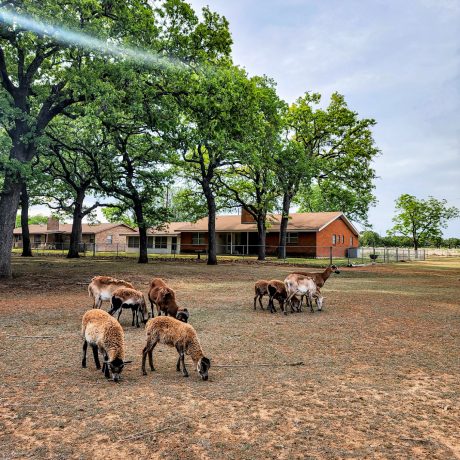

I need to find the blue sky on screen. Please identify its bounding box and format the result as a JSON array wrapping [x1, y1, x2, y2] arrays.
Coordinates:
[[189, 0, 460, 237]]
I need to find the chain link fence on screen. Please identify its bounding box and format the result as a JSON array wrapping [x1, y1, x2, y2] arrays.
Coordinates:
[[12, 242, 427, 265]]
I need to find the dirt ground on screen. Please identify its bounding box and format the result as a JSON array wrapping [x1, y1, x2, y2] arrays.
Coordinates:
[[0, 256, 459, 459]]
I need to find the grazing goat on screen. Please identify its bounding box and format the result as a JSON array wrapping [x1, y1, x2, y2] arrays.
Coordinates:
[[88, 276, 134, 309], [148, 277, 187, 320], [81, 309, 131, 382], [142, 316, 210, 380], [108, 287, 148, 328], [284, 274, 323, 315], [254, 280, 269, 310], [267, 280, 301, 313]]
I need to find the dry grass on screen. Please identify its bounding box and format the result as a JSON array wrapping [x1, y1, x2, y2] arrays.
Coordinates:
[[0, 256, 459, 459]]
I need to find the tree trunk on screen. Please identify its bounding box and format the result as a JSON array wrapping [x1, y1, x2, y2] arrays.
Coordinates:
[[256, 215, 266, 261], [0, 176, 23, 278], [134, 203, 148, 264], [203, 182, 217, 265], [278, 191, 291, 259], [20, 182, 33, 257], [67, 195, 84, 258]]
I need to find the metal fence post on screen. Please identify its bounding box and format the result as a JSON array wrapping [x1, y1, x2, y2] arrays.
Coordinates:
[[396, 247, 398, 262], [93, 244, 96, 257], [116, 243, 119, 258], [329, 247, 333, 265]]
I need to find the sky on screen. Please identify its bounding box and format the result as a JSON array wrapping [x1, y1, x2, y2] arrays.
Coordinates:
[[187, 0, 460, 237]]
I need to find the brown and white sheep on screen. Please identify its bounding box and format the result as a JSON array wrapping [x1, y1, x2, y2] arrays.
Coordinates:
[[290, 265, 338, 309], [284, 274, 323, 315], [142, 316, 210, 380], [148, 278, 188, 322], [254, 280, 269, 310], [88, 276, 134, 309], [267, 279, 300, 313], [81, 309, 131, 382], [108, 287, 148, 327]]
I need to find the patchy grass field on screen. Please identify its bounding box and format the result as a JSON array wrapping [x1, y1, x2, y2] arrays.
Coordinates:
[[1, 256, 459, 459]]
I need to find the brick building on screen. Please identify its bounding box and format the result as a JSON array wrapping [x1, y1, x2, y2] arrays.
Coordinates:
[[124, 211, 359, 258], [13, 217, 136, 249]]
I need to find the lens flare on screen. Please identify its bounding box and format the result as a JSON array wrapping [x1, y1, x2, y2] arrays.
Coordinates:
[[0, 9, 184, 71]]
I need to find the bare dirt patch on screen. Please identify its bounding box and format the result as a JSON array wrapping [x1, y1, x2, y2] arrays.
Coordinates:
[[1, 256, 459, 459]]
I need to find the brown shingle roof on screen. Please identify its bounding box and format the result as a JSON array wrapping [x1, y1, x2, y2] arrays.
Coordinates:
[[13, 223, 136, 235], [120, 222, 184, 236], [175, 212, 359, 235]]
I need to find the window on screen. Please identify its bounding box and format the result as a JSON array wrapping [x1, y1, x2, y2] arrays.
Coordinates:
[[155, 236, 167, 249], [147, 236, 154, 248], [286, 233, 299, 244], [332, 234, 336, 245], [171, 237, 177, 252], [106, 234, 113, 244], [192, 233, 204, 245], [128, 236, 139, 248], [34, 234, 42, 243], [89, 234, 95, 244], [350, 236, 354, 246]]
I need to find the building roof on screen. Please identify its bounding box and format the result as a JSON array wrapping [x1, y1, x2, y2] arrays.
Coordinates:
[[120, 222, 184, 237], [13, 223, 136, 235], [175, 212, 359, 235]]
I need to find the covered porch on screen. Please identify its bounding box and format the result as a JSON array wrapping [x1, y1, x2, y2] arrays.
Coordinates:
[[216, 232, 259, 255]]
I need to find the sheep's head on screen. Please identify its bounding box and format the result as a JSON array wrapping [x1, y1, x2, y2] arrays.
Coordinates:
[[108, 357, 125, 382], [176, 308, 189, 323], [197, 357, 211, 381], [331, 265, 340, 274]]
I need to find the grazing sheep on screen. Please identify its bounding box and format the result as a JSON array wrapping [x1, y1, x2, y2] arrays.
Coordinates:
[[284, 274, 322, 315], [108, 287, 148, 328], [148, 278, 187, 319], [142, 316, 210, 380], [290, 265, 338, 309], [81, 309, 131, 382], [88, 276, 134, 309], [267, 280, 300, 313], [254, 280, 269, 310], [175, 308, 190, 323]]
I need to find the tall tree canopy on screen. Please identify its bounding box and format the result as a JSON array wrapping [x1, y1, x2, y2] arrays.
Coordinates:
[[388, 194, 459, 250]]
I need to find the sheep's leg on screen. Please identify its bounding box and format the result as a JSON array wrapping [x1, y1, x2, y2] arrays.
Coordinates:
[[82, 341, 88, 368], [285, 293, 296, 315], [258, 295, 264, 310], [253, 295, 257, 310], [175, 344, 181, 372], [178, 346, 189, 378], [268, 296, 276, 313], [117, 307, 123, 323], [142, 340, 157, 375], [131, 307, 136, 327], [102, 352, 110, 379], [91, 344, 101, 369], [308, 293, 314, 313]]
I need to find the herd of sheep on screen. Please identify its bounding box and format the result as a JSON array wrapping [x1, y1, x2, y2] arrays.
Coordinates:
[[81, 265, 340, 383]]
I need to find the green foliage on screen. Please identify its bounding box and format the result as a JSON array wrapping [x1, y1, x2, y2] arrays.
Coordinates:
[[287, 92, 379, 223], [15, 213, 48, 228], [102, 207, 136, 228], [388, 194, 459, 249]]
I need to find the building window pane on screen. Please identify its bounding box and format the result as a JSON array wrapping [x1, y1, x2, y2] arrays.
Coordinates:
[[192, 233, 204, 244], [287, 233, 298, 244], [350, 236, 354, 246], [332, 234, 336, 245], [106, 234, 113, 244], [147, 236, 154, 248], [128, 236, 138, 248], [155, 236, 167, 249], [34, 235, 41, 243]]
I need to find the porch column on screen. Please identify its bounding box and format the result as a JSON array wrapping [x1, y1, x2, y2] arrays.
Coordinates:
[[247, 231, 249, 255]]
